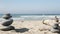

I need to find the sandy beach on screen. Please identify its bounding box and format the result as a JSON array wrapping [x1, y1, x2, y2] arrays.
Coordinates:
[[0, 0, 60, 34], [0, 19, 59, 34]]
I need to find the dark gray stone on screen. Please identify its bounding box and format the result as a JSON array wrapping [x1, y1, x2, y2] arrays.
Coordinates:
[[3, 13, 12, 19], [1, 26, 15, 31], [2, 19, 13, 26]]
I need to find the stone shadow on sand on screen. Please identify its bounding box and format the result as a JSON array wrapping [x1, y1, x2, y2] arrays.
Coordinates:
[[15, 28, 29, 33]]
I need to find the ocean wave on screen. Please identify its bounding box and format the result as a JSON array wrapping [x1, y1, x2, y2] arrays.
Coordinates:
[[0, 15, 60, 20]]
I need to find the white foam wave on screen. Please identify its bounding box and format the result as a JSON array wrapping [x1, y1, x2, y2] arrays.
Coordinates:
[[0, 15, 60, 20]]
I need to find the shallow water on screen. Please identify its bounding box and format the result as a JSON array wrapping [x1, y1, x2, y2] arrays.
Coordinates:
[[0, 14, 60, 20]]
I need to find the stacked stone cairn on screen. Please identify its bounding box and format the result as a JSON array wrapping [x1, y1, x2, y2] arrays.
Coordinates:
[[0, 13, 15, 31], [51, 16, 60, 33]]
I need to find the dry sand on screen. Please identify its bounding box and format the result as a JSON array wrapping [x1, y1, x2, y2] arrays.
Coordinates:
[[0, 19, 59, 34]]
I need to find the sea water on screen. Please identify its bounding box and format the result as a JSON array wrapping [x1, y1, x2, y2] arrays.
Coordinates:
[[0, 14, 60, 21]]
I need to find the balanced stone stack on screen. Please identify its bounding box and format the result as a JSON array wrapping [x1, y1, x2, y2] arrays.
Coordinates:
[[0, 13, 15, 31], [51, 16, 60, 33]]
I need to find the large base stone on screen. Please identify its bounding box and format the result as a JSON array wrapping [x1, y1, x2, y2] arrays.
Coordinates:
[[1, 26, 15, 31]]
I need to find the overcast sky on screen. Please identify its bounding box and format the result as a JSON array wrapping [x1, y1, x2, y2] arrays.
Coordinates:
[[0, 0, 60, 14]]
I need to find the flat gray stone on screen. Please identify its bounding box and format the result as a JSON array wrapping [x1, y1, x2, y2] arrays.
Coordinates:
[[2, 19, 13, 26], [1, 26, 15, 31]]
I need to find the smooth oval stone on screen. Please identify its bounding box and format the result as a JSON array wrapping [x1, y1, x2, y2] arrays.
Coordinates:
[[51, 28, 59, 33], [2, 19, 13, 26], [2, 13, 12, 19], [53, 24, 59, 29], [1, 26, 15, 31]]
